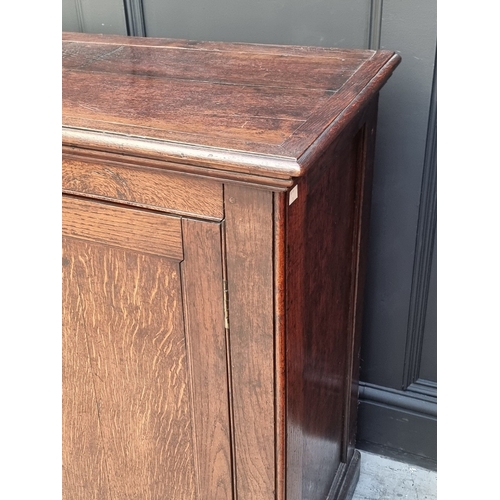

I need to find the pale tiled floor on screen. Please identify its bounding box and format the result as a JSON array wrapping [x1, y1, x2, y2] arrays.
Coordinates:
[[352, 451, 437, 500]]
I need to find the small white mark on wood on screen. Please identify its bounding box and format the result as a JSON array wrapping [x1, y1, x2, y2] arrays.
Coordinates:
[[289, 185, 298, 205]]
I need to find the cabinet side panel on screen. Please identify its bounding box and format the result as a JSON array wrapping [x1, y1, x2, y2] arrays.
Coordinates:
[[286, 104, 374, 499], [181, 219, 233, 499], [224, 185, 275, 499], [345, 100, 378, 459]]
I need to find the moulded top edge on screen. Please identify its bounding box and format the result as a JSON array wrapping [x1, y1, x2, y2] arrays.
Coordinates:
[[62, 34, 401, 183], [62, 127, 302, 182]]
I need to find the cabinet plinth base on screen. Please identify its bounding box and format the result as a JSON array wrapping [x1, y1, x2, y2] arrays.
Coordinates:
[[326, 450, 361, 500]]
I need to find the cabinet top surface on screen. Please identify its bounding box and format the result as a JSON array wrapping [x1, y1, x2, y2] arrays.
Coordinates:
[[62, 32, 400, 181]]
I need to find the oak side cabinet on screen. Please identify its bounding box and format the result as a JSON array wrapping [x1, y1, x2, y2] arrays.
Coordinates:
[[62, 32, 400, 500]]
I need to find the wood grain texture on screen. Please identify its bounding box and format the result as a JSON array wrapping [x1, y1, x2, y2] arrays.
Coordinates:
[[62, 37, 368, 90], [63, 67, 310, 144], [285, 53, 400, 167], [63, 31, 368, 55], [62, 236, 197, 499], [286, 107, 370, 499], [62, 32, 401, 184], [62, 146, 295, 191], [224, 185, 275, 499], [62, 131, 300, 185], [273, 192, 287, 500], [181, 219, 233, 499], [62, 196, 183, 260], [63, 155, 224, 220], [62, 245, 111, 500], [61, 34, 399, 499]]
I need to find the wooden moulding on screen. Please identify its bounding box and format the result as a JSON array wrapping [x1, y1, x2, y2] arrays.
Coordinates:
[[326, 450, 361, 500], [62, 32, 401, 188]]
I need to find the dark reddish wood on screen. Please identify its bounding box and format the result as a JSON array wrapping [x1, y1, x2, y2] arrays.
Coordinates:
[[62, 36, 369, 90], [273, 192, 287, 500], [285, 100, 378, 499], [63, 67, 310, 144], [63, 31, 374, 57], [284, 53, 399, 168], [343, 99, 379, 461], [284, 174, 307, 499], [62, 132, 300, 185], [62, 35, 400, 500], [62, 33, 400, 185]]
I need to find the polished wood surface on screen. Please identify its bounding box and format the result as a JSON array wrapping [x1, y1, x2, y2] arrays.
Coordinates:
[[62, 32, 400, 183], [62, 34, 399, 500], [285, 101, 378, 499]]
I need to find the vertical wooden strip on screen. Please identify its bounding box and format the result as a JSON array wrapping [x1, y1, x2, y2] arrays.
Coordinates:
[[181, 219, 233, 499], [220, 219, 239, 500], [285, 177, 307, 500], [273, 193, 287, 500], [286, 112, 368, 498], [224, 184, 275, 499], [343, 100, 379, 461], [63, 238, 112, 500]]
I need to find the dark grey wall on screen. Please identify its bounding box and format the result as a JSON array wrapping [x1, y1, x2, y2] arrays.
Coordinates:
[[62, 0, 127, 34], [356, 0, 437, 469], [63, 0, 437, 468], [142, 0, 371, 48]]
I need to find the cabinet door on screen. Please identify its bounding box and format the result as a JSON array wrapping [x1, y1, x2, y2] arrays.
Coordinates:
[[62, 196, 233, 500]]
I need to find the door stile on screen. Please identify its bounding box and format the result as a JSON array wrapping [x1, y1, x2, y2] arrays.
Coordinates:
[[180, 218, 234, 499], [219, 218, 239, 500], [273, 191, 287, 500]]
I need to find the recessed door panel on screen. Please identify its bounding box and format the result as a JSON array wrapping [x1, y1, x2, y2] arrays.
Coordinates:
[[62, 196, 232, 499]]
